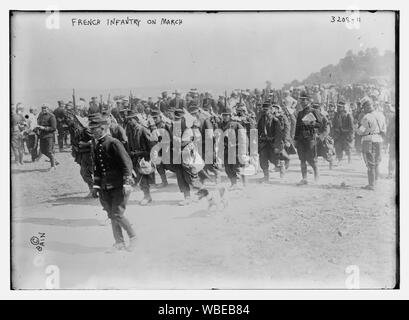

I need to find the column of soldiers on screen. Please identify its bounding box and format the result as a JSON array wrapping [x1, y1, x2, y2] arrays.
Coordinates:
[[12, 83, 395, 191], [11, 84, 395, 252]]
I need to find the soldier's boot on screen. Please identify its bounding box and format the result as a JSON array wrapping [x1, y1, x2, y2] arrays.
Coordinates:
[[179, 191, 191, 206], [259, 170, 269, 183], [18, 152, 24, 165], [140, 190, 152, 206], [241, 174, 247, 187], [285, 159, 290, 170], [362, 168, 375, 190], [375, 165, 380, 181], [329, 159, 334, 170], [126, 236, 138, 252], [279, 160, 286, 178], [156, 175, 168, 188], [49, 155, 56, 171], [105, 242, 126, 254], [312, 164, 319, 182], [297, 162, 308, 185]]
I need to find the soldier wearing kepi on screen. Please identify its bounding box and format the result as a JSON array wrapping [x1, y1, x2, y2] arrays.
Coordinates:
[[257, 102, 291, 182], [54, 100, 69, 152], [37, 104, 58, 170], [220, 106, 246, 189], [89, 115, 137, 253], [125, 110, 157, 206], [294, 91, 322, 185], [357, 98, 386, 190], [332, 100, 354, 165]]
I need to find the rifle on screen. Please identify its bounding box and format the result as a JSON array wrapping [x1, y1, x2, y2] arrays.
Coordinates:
[[72, 89, 77, 114], [129, 91, 133, 109], [99, 94, 103, 113], [224, 90, 227, 113]]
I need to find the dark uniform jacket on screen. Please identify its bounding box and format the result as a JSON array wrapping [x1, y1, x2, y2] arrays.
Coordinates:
[[294, 106, 322, 142], [88, 102, 100, 115], [202, 98, 217, 114], [92, 134, 133, 190], [37, 112, 57, 139], [53, 106, 68, 130], [126, 122, 156, 162], [332, 112, 354, 141], [169, 98, 186, 110], [257, 113, 290, 151]]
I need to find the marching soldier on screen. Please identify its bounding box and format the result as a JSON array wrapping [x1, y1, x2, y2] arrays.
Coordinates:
[[169, 90, 186, 110], [11, 105, 26, 165], [88, 97, 100, 115], [71, 116, 94, 198], [294, 91, 322, 185], [89, 115, 137, 253], [220, 106, 246, 189], [332, 100, 354, 164], [202, 92, 217, 114], [159, 91, 170, 114], [150, 108, 173, 188], [172, 108, 202, 205], [125, 110, 157, 206], [357, 99, 386, 190], [37, 104, 58, 170], [257, 102, 291, 182], [54, 100, 69, 152]]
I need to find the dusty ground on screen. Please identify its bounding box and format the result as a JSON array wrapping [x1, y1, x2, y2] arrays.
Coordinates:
[[11, 148, 397, 289]]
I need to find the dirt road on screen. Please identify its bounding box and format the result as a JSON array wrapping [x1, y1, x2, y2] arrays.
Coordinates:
[[11, 150, 397, 289]]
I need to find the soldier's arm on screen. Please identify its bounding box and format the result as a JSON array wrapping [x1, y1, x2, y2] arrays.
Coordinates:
[[43, 115, 57, 132], [111, 139, 133, 185], [92, 142, 102, 189], [282, 115, 291, 143]]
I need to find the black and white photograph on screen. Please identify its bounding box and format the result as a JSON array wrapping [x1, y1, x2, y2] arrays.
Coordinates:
[[8, 8, 399, 291]]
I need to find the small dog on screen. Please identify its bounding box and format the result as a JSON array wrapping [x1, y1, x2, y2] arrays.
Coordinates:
[[196, 186, 229, 213]]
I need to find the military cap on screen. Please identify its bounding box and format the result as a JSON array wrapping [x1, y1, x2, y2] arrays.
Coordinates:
[[312, 102, 321, 109], [221, 106, 233, 115], [262, 101, 272, 109], [299, 91, 310, 99], [41, 103, 50, 109], [236, 103, 247, 112], [174, 108, 185, 119], [91, 96, 98, 100], [188, 105, 200, 114], [150, 109, 161, 117], [126, 110, 139, 119], [337, 100, 346, 106], [88, 114, 108, 128]]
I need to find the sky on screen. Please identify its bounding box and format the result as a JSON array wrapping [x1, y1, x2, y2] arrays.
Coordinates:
[[11, 11, 396, 104]]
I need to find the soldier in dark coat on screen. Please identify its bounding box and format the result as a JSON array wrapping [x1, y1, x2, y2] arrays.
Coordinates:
[[89, 115, 136, 253], [294, 92, 323, 184], [169, 90, 186, 110], [202, 92, 217, 114], [88, 97, 100, 115], [125, 111, 157, 205], [53, 100, 69, 152], [159, 91, 170, 114], [332, 100, 354, 164], [257, 102, 291, 182], [172, 109, 202, 205], [37, 104, 57, 170], [220, 106, 246, 189]]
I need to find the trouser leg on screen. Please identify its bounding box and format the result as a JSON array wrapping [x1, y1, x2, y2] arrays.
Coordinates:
[[110, 188, 135, 239]]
